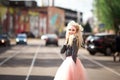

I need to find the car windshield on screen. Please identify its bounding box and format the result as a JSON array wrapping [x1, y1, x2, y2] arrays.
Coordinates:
[[46, 34, 57, 38], [0, 35, 7, 39], [93, 36, 102, 40], [17, 34, 27, 38], [86, 35, 94, 40], [18, 36, 26, 38]]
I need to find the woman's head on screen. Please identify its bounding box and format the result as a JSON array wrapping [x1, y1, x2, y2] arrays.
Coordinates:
[[65, 20, 83, 48], [66, 21, 83, 35]]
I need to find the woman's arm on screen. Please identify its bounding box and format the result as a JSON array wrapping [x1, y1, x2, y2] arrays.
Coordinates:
[[72, 38, 78, 63], [60, 38, 68, 54], [60, 45, 67, 54]]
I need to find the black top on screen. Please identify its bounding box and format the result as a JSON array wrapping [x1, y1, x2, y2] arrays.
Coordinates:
[[60, 37, 79, 63]]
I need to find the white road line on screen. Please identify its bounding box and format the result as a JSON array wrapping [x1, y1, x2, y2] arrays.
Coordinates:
[[25, 47, 40, 80], [0, 47, 26, 66], [80, 54, 120, 76], [0, 52, 19, 66]]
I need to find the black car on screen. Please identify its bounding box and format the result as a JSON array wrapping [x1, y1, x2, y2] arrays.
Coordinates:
[[41, 34, 59, 46], [0, 34, 11, 46], [85, 33, 116, 56]]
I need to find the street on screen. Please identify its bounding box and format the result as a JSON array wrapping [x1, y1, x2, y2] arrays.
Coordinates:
[[0, 39, 120, 80]]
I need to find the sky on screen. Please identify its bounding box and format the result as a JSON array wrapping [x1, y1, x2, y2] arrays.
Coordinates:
[[35, 0, 94, 23]]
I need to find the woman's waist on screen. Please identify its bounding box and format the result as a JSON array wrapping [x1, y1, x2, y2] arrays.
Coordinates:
[[66, 51, 72, 56], [66, 54, 72, 57]]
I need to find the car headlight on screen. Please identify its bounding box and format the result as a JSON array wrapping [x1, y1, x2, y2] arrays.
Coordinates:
[[16, 38, 19, 42], [1, 39, 5, 43], [90, 45, 95, 49], [24, 39, 27, 42]]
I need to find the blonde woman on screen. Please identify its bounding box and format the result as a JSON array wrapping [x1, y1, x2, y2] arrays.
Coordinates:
[[54, 21, 87, 80]]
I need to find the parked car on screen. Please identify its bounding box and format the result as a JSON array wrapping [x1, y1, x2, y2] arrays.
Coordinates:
[[16, 33, 27, 44], [0, 34, 11, 46], [21, 32, 35, 38], [41, 34, 59, 46], [41, 34, 48, 40], [85, 33, 116, 56]]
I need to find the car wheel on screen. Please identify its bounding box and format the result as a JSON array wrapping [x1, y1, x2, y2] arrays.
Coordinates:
[[89, 51, 96, 55], [105, 47, 112, 56], [55, 43, 58, 46]]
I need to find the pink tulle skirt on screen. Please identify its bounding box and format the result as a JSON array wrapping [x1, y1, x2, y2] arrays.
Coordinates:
[[54, 56, 87, 80]]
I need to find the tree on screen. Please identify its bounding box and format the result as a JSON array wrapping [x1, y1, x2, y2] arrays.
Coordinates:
[[83, 21, 92, 33], [94, 0, 120, 32]]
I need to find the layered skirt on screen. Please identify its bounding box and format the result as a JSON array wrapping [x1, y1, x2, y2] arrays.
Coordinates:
[[54, 56, 87, 80]]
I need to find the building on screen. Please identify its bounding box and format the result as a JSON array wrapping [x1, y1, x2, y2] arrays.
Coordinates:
[[0, 0, 83, 38], [0, 0, 65, 37], [30, 7, 65, 37], [57, 7, 83, 26]]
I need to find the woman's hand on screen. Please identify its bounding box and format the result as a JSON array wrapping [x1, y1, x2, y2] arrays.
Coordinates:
[[60, 45, 67, 54]]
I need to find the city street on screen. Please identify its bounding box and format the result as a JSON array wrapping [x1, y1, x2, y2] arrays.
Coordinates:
[[0, 39, 120, 80]]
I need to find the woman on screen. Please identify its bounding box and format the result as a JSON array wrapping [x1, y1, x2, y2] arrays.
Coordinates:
[[113, 31, 120, 62], [54, 21, 87, 80]]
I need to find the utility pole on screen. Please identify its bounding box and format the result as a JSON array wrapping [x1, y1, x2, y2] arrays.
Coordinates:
[[52, 0, 54, 7]]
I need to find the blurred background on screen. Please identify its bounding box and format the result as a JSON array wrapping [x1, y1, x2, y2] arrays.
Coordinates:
[[0, 0, 120, 80], [0, 0, 119, 38]]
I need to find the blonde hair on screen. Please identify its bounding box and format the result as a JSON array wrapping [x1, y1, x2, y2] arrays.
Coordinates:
[[65, 20, 83, 48]]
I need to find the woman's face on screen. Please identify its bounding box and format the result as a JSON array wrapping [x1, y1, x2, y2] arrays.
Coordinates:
[[68, 26, 76, 35]]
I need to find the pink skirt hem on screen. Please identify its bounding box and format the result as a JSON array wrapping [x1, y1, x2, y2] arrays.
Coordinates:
[[54, 56, 87, 80]]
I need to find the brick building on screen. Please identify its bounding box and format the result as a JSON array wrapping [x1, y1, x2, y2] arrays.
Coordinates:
[[0, 0, 83, 38]]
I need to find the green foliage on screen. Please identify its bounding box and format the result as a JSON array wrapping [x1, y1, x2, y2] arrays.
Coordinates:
[[94, 0, 120, 31]]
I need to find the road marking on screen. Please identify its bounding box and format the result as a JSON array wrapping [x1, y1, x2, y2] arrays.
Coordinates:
[[0, 46, 26, 66], [56, 49, 64, 60], [0, 52, 19, 66], [25, 46, 40, 80], [80, 54, 120, 76]]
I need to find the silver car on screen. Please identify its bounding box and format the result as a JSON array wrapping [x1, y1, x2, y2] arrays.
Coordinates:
[[41, 34, 59, 46], [16, 33, 27, 45]]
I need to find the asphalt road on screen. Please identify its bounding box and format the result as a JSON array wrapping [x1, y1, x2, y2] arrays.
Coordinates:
[[0, 39, 120, 80]]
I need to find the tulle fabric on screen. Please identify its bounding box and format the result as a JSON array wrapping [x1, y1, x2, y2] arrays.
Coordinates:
[[54, 56, 87, 80]]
